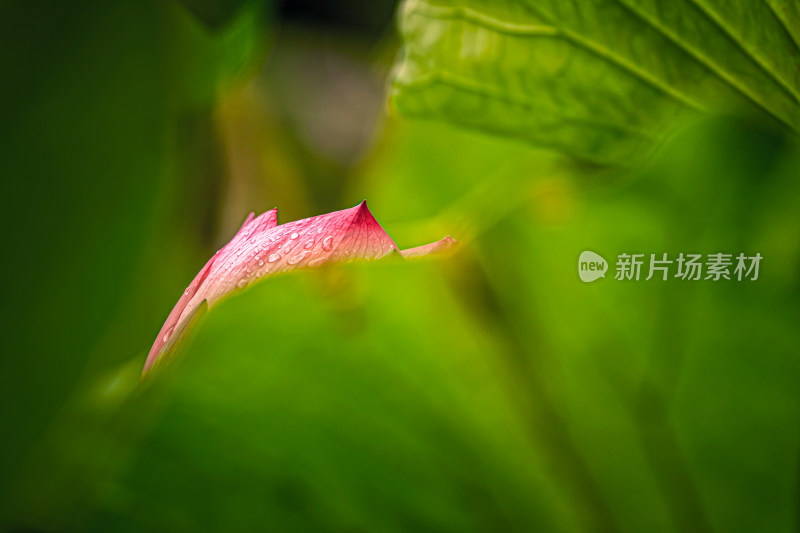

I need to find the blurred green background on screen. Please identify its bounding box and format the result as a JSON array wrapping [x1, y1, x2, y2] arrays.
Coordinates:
[[1, 1, 799, 532]]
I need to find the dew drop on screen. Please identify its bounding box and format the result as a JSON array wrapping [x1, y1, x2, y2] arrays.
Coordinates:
[[322, 236, 334, 251], [344, 250, 350, 256], [290, 232, 299, 239], [237, 279, 247, 288], [235, 249, 244, 257], [309, 257, 326, 267], [304, 239, 314, 249], [287, 251, 310, 265], [258, 260, 264, 266], [268, 254, 280, 263]]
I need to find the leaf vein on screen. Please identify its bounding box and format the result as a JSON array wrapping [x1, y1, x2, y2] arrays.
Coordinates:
[[407, 1, 559, 37], [762, 0, 800, 53], [613, 0, 797, 130], [685, 0, 800, 104], [394, 65, 657, 140], [406, 0, 706, 112]]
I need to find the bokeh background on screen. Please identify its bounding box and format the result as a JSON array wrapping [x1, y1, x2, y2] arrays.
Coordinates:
[[1, 1, 799, 532]]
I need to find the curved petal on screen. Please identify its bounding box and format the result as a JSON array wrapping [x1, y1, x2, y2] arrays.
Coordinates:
[[144, 202, 400, 373], [241, 208, 279, 235], [400, 236, 458, 259], [193, 201, 399, 308], [144, 254, 217, 372], [143, 209, 278, 373], [145, 201, 458, 374]]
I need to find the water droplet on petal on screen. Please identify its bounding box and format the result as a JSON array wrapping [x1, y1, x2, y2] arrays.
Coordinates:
[[290, 232, 298, 239], [258, 260, 264, 266], [287, 251, 310, 265], [344, 250, 350, 256], [322, 236, 334, 251], [309, 257, 325, 267], [268, 254, 280, 263], [304, 239, 314, 249], [237, 279, 247, 288]]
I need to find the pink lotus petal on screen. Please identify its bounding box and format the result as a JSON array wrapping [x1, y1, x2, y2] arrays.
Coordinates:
[[144, 300, 209, 375], [144, 201, 454, 374], [242, 208, 279, 235], [144, 208, 279, 366], [400, 236, 457, 259]]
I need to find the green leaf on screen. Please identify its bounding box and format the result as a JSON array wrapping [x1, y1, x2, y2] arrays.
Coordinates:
[[389, 0, 800, 164], [106, 262, 575, 533], [0, 0, 273, 528], [34, 119, 799, 533], [168, 0, 274, 111]]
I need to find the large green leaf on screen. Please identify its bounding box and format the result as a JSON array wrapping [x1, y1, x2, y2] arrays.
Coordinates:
[[0, 0, 273, 527], [389, 0, 800, 164], [22, 118, 797, 533]]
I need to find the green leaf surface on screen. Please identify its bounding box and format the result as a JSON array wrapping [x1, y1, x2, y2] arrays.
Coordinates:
[[0, 0, 273, 527], [390, 0, 800, 164], [26, 118, 799, 533]]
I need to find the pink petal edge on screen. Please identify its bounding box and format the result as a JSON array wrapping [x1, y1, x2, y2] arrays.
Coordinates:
[[399, 236, 457, 259], [143, 201, 454, 374]]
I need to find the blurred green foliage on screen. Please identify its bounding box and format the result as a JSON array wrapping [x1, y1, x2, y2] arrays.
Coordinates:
[[0, 0, 274, 527], [390, 0, 800, 164], [1, 1, 799, 532]]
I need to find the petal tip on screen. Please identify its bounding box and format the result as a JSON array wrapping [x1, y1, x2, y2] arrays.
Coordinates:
[[240, 212, 255, 230], [400, 235, 458, 259]]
